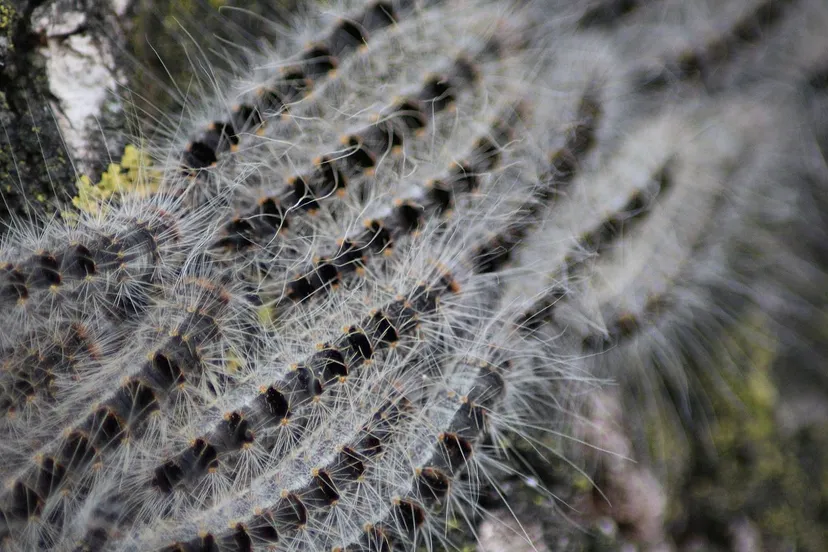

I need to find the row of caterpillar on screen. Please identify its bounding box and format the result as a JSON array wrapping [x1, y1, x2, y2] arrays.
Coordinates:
[[2, 0, 828, 550]]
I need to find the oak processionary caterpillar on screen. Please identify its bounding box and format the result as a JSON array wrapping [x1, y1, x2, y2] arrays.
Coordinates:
[[2, 0, 828, 550]]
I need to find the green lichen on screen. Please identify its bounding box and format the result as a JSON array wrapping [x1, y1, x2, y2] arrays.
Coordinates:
[[665, 311, 828, 551]]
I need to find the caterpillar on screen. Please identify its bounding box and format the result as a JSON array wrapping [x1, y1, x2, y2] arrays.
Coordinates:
[[1, 0, 827, 550]]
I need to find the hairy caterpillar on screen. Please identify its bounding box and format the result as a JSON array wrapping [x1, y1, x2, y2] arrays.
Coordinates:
[[1, 0, 827, 550]]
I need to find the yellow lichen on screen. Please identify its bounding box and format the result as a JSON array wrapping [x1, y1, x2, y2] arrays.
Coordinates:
[[225, 350, 242, 374], [72, 144, 161, 214], [0, 4, 13, 32], [258, 303, 276, 329]]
